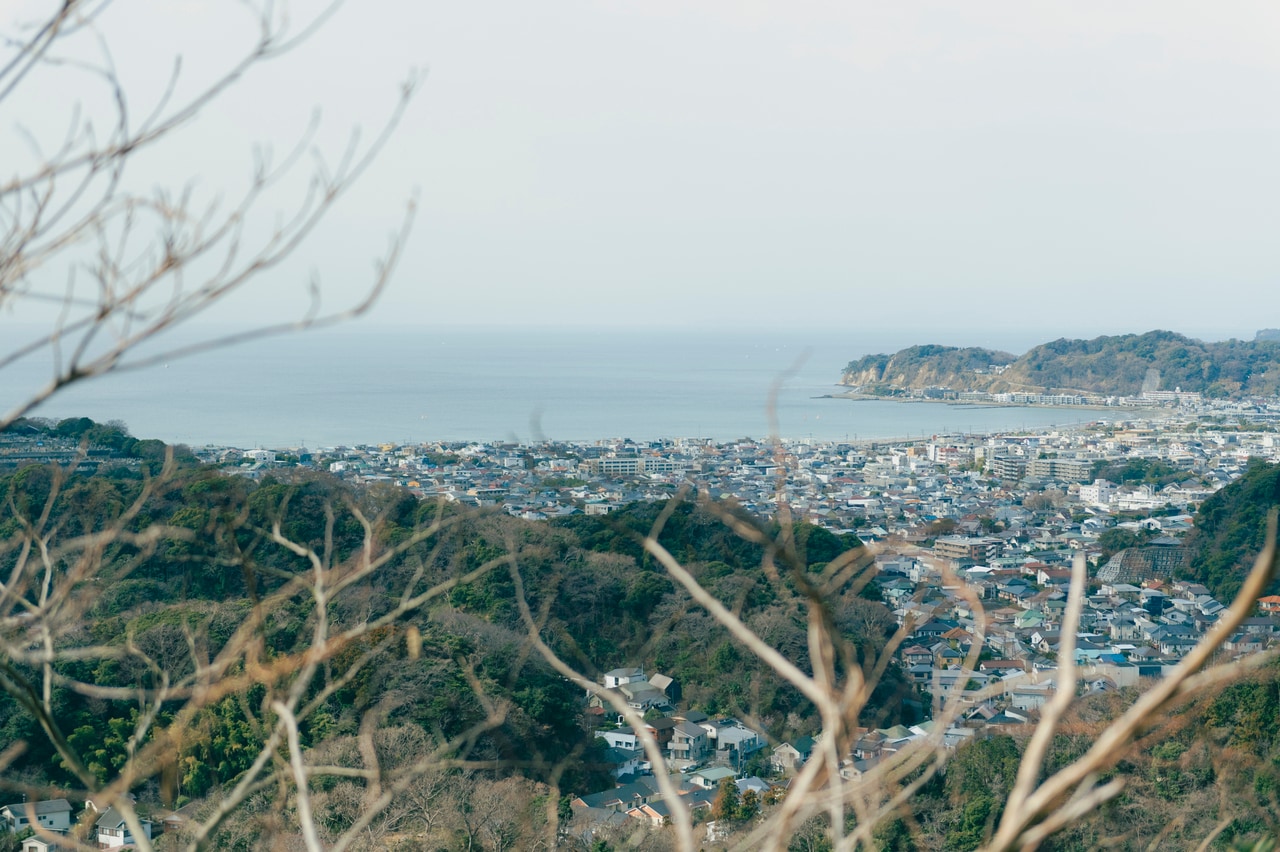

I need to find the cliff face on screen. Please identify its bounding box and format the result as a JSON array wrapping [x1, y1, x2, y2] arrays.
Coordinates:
[[842, 331, 1280, 398]]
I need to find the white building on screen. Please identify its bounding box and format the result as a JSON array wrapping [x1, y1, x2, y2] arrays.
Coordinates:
[[1078, 479, 1115, 506], [1, 799, 72, 835], [94, 807, 152, 848], [602, 667, 645, 689], [595, 726, 640, 751]]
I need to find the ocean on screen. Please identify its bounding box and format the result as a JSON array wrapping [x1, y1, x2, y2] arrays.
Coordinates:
[[9, 325, 1110, 448]]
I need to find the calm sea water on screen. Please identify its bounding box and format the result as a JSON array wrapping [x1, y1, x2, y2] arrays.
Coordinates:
[[9, 326, 1106, 448]]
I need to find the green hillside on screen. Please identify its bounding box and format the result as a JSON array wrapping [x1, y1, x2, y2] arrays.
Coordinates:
[[1183, 459, 1280, 600], [843, 330, 1280, 398], [897, 662, 1280, 849]]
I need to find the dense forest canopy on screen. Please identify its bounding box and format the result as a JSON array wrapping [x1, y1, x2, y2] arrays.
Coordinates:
[[843, 330, 1280, 398], [1184, 459, 1280, 599]]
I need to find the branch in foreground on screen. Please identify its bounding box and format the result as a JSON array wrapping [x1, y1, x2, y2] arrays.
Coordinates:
[[985, 509, 1280, 851]]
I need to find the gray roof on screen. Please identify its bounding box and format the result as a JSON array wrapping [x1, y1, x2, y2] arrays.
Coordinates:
[[601, 747, 640, 765], [576, 779, 658, 810], [649, 673, 675, 691], [673, 721, 705, 738], [96, 806, 127, 828], [1, 798, 72, 816]]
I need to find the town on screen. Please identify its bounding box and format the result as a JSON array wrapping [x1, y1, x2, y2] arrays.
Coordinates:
[[209, 414, 1280, 837], [3, 411, 1280, 843], [176, 410, 1278, 532]]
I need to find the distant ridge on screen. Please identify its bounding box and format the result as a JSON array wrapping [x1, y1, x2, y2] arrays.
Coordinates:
[[842, 330, 1280, 399]]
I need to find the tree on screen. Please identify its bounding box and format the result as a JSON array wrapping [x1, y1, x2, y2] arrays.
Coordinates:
[[2, 0, 418, 432], [0, 2, 431, 849], [712, 777, 741, 822], [926, 518, 958, 538], [1097, 527, 1147, 561]]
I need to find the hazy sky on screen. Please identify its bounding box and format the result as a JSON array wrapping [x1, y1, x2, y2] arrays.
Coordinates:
[[7, 1, 1280, 340]]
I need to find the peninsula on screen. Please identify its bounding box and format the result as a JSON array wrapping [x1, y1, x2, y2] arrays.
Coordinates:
[[842, 329, 1280, 400]]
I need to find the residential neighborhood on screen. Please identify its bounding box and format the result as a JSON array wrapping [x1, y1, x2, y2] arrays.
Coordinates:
[[544, 416, 1280, 842], [0, 795, 152, 850], [4, 410, 1280, 846], [565, 522, 1276, 841], [121, 409, 1274, 532]]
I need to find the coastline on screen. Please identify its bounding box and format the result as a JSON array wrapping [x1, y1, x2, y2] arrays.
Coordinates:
[[820, 390, 1166, 415]]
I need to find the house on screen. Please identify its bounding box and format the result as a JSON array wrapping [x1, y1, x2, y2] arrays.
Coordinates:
[[601, 747, 648, 779], [930, 669, 995, 706], [641, 717, 679, 749], [689, 766, 737, 790], [617, 681, 670, 711], [987, 709, 1032, 727], [1159, 633, 1201, 657], [1109, 616, 1141, 642], [1010, 681, 1055, 711], [572, 777, 665, 813], [595, 726, 640, 752], [735, 776, 772, 798], [668, 721, 709, 763], [1030, 631, 1060, 654], [625, 787, 716, 827], [675, 710, 709, 727], [160, 801, 201, 837], [851, 732, 885, 760], [940, 626, 975, 646], [979, 660, 1028, 676], [965, 704, 1001, 724], [1037, 567, 1072, 587], [840, 754, 884, 780], [1241, 617, 1280, 636], [908, 663, 935, 684], [94, 807, 152, 848], [590, 679, 669, 713], [648, 673, 682, 703], [771, 735, 816, 773], [1, 799, 72, 835], [1014, 609, 1048, 630], [901, 645, 933, 667], [19, 840, 65, 852], [877, 724, 918, 750], [602, 667, 645, 689], [1225, 633, 1267, 655], [933, 645, 965, 667], [713, 722, 765, 767], [913, 619, 959, 642]]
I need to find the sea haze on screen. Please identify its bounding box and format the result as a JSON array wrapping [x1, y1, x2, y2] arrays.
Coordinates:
[[16, 326, 1100, 448]]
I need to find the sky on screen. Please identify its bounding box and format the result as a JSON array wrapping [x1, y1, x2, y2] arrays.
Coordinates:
[[5, 0, 1280, 340]]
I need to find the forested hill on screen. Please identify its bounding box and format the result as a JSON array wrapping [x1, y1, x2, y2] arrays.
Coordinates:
[[842, 330, 1280, 398], [1183, 459, 1280, 600]]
